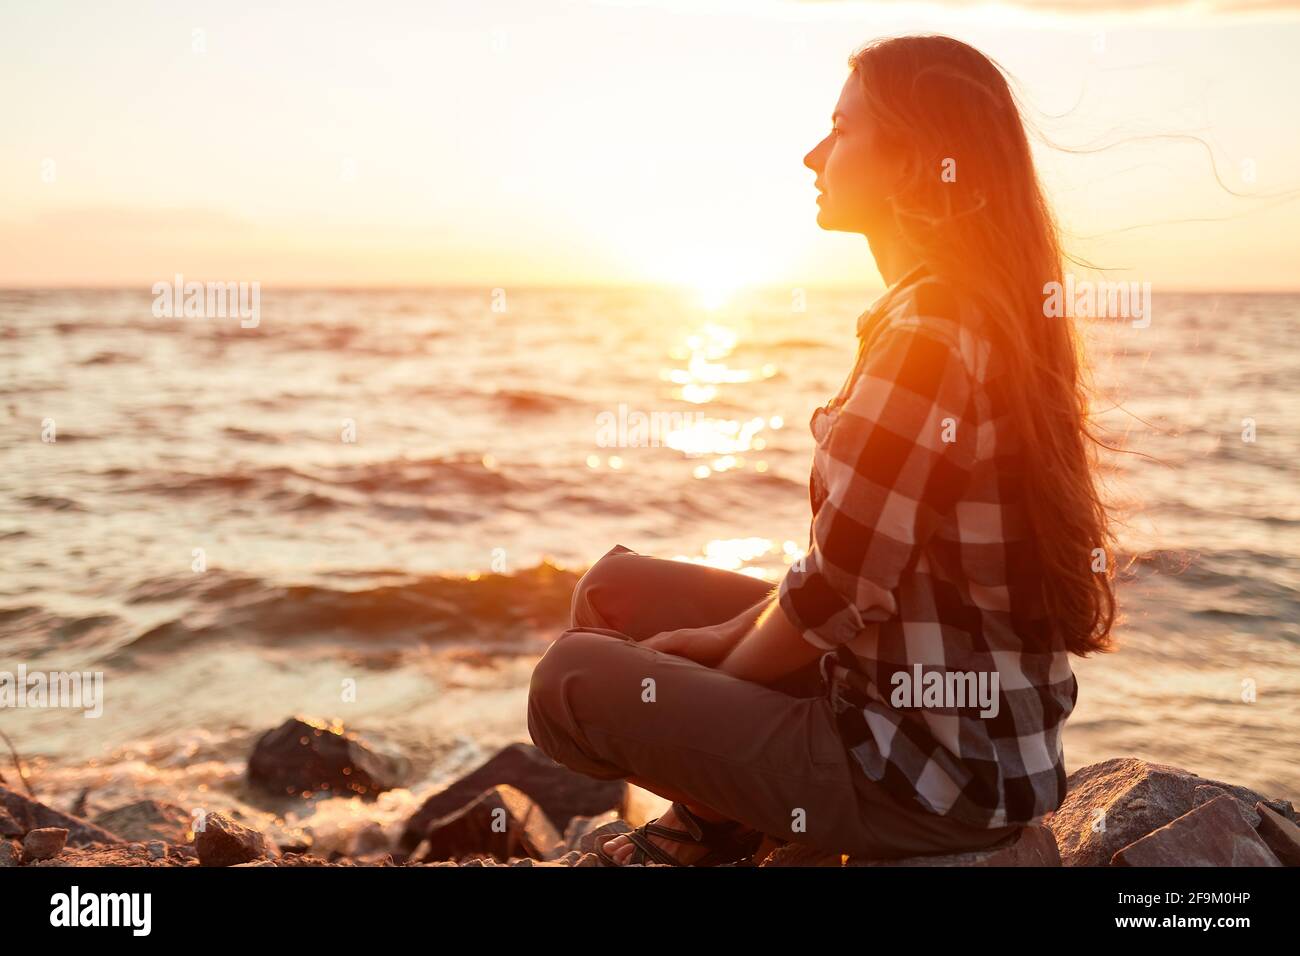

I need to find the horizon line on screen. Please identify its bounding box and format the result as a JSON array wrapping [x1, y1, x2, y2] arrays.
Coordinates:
[[2, 281, 1298, 296]]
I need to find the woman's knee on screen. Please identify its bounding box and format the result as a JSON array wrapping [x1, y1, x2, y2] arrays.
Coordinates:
[[526, 629, 632, 778], [569, 545, 639, 629], [528, 628, 621, 724]]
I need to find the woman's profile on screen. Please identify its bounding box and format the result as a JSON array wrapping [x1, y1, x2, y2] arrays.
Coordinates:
[[527, 33, 1116, 866]]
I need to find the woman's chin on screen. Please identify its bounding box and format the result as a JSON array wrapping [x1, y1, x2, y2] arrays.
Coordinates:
[[814, 208, 852, 233]]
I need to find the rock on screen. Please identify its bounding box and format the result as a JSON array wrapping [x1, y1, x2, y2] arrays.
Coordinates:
[[847, 825, 1061, 867], [346, 822, 390, 857], [398, 742, 624, 852], [0, 807, 23, 838], [194, 812, 273, 867], [22, 827, 69, 863], [93, 800, 192, 844], [1112, 794, 1281, 866], [561, 810, 630, 856], [21, 842, 196, 867], [412, 784, 561, 863], [761, 843, 843, 867], [146, 841, 168, 861], [1253, 802, 1300, 866], [1047, 758, 1282, 867], [0, 839, 20, 867], [1190, 785, 1267, 828], [0, 785, 123, 847], [247, 716, 404, 799]]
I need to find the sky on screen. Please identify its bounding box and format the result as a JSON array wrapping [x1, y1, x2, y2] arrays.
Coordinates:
[[1, 0, 1298, 292]]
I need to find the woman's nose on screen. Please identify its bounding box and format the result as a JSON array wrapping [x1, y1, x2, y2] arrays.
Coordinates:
[[803, 141, 824, 172]]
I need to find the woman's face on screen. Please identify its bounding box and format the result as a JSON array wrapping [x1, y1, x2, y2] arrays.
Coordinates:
[[803, 72, 902, 234]]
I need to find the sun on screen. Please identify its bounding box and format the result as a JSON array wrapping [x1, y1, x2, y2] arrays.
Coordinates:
[[692, 276, 743, 311], [657, 250, 755, 311]]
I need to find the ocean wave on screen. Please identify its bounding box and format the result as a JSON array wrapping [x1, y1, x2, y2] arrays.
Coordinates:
[[1124, 548, 1299, 618], [0, 604, 125, 650], [78, 351, 139, 366], [489, 387, 577, 414], [222, 425, 284, 444], [20, 494, 86, 512], [121, 454, 521, 502], [108, 562, 580, 659]]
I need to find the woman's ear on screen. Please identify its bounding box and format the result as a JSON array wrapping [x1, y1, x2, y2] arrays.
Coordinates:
[[886, 146, 922, 201]]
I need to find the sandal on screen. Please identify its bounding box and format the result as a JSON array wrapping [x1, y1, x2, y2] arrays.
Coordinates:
[[595, 802, 765, 867]]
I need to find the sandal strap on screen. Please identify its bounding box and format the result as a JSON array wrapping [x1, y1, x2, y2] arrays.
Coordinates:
[[642, 821, 702, 843], [622, 807, 764, 867], [624, 826, 686, 866]]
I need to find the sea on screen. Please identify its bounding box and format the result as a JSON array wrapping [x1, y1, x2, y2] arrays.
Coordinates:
[[1, 286, 1296, 850]]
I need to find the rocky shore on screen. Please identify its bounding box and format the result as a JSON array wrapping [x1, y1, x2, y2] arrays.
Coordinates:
[[3, 716, 1296, 868]]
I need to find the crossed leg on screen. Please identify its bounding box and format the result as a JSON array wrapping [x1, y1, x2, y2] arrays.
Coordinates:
[[528, 544, 844, 863]]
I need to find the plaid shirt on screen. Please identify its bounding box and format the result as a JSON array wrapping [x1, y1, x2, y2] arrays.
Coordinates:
[[777, 264, 1078, 829]]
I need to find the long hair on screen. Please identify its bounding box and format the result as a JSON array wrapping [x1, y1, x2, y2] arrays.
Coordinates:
[[850, 35, 1116, 655]]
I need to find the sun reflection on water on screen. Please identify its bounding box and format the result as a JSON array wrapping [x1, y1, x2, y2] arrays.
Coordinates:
[[672, 537, 776, 575], [669, 538, 809, 576], [663, 321, 777, 405]]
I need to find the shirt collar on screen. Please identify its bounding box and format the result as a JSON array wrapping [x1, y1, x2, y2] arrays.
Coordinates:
[[855, 261, 930, 339]]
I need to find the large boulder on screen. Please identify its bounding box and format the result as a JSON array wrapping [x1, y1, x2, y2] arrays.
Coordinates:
[[247, 716, 404, 799], [0, 785, 123, 847], [398, 743, 625, 852], [411, 785, 561, 863], [93, 800, 192, 844], [847, 825, 1060, 867], [1112, 794, 1281, 866], [1046, 758, 1289, 867]]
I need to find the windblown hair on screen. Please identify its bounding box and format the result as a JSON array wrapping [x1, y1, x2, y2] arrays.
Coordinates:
[[850, 35, 1116, 655]]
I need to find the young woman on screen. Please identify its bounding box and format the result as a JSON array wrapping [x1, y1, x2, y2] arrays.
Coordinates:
[[527, 34, 1116, 866]]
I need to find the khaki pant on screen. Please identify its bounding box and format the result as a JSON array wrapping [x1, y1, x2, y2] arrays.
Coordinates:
[[527, 544, 1022, 859]]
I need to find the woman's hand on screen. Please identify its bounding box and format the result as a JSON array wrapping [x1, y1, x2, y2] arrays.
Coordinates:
[[641, 624, 741, 666]]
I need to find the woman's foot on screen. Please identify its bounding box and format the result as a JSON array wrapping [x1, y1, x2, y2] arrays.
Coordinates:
[[598, 803, 759, 866]]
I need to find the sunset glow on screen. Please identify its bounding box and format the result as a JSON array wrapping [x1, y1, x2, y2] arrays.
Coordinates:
[[2, 0, 1297, 290]]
